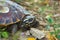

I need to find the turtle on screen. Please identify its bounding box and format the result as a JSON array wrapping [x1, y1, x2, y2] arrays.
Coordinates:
[[0, 0, 38, 34]]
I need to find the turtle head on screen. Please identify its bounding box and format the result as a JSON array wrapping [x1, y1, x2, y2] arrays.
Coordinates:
[[23, 16, 35, 24], [20, 16, 35, 31], [21, 15, 39, 31], [22, 15, 38, 28]]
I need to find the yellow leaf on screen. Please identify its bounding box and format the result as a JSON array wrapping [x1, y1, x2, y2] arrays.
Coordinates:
[[27, 37, 36, 40], [46, 33, 57, 40]]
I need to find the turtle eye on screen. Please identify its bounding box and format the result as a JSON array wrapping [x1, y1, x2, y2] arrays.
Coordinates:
[[27, 18, 34, 24]]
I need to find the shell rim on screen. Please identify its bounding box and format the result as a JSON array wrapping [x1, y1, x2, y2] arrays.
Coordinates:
[[0, 20, 20, 27]]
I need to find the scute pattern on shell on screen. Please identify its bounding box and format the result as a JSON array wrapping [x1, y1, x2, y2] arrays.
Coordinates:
[[0, 1, 25, 26]]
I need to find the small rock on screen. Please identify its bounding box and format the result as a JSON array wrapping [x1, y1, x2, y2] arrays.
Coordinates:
[[30, 28, 45, 39]]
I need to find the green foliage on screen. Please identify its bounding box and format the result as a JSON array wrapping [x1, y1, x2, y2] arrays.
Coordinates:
[[50, 24, 60, 40], [1, 32, 9, 38], [0, 28, 9, 38], [47, 17, 54, 23], [46, 14, 60, 40], [55, 29, 60, 35], [46, 15, 54, 24], [46, 16, 60, 40], [56, 35, 60, 40], [50, 32, 55, 35], [54, 24, 60, 28], [45, 25, 50, 31], [50, 31, 60, 40]]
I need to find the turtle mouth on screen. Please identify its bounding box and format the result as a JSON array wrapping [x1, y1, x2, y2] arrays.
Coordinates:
[[0, 6, 9, 13]]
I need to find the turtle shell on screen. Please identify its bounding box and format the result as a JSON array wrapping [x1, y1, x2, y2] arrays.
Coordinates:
[[0, 1, 29, 26]]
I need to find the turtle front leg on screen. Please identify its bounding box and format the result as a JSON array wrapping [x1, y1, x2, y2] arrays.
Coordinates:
[[7, 24, 18, 35], [11, 24, 18, 35]]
